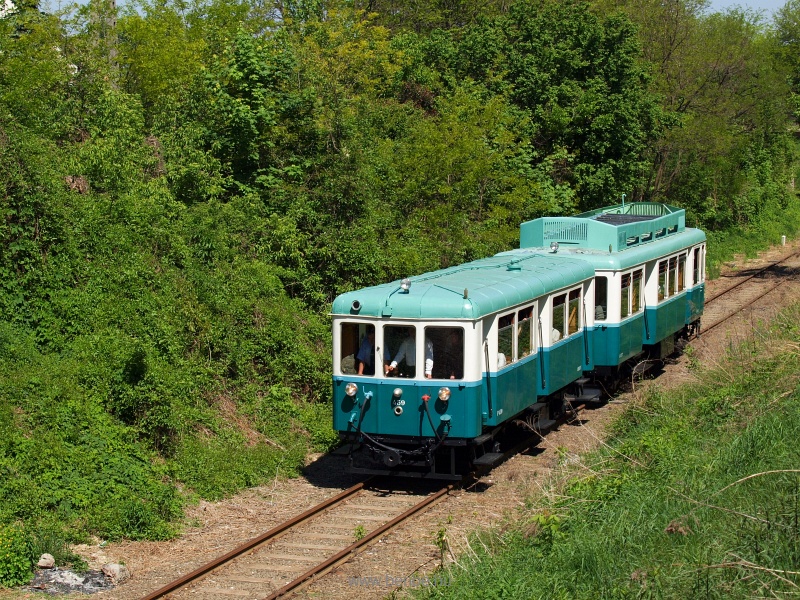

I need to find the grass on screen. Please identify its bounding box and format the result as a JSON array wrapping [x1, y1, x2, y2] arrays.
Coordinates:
[[416, 303, 800, 599]]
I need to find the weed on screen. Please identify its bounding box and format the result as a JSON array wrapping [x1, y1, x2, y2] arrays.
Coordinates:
[[434, 515, 454, 567], [353, 524, 366, 541]]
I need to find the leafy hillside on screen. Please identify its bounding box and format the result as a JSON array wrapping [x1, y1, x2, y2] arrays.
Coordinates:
[[1, 0, 800, 579]]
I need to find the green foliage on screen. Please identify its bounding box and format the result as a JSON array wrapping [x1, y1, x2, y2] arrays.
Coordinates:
[[117, 2, 206, 116], [0, 523, 33, 588], [353, 524, 366, 540], [173, 435, 301, 502]]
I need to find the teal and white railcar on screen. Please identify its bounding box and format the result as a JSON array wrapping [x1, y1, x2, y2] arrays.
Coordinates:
[[331, 202, 705, 478], [519, 202, 706, 373]]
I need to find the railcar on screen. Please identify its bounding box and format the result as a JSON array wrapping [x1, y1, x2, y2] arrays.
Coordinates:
[[331, 202, 706, 478]]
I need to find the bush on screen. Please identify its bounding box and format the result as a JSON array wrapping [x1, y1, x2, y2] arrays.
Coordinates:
[[0, 523, 33, 588]]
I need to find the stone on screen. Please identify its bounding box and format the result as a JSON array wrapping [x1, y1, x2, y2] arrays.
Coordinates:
[[37, 554, 55, 569], [101, 563, 130, 584]]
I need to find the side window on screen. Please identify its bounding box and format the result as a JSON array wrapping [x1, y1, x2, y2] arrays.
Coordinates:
[[701, 245, 706, 281], [693, 246, 706, 284], [678, 254, 686, 292], [518, 306, 534, 358], [497, 313, 514, 368], [658, 260, 667, 302], [552, 294, 566, 342], [427, 327, 464, 380], [632, 269, 643, 313], [621, 274, 631, 319], [668, 257, 677, 297], [594, 276, 607, 321], [568, 289, 581, 336]]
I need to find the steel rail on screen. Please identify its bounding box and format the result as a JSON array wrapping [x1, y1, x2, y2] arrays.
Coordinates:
[[261, 483, 456, 599], [139, 478, 371, 600], [702, 272, 795, 336], [705, 251, 800, 303]]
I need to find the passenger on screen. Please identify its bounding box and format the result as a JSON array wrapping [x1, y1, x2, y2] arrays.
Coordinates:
[[386, 327, 434, 378], [551, 328, 562, 343], [595, 304, 606, 320], [356, 327, 375, 375]]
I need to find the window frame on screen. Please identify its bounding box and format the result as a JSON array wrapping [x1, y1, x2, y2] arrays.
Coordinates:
[[551, 285, 583, 344], [620, 267, 644, 319]]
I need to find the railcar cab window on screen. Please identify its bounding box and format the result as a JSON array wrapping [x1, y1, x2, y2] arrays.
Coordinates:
[[426, 327, 464, 380], [339, 322, 376, 376], [384, 325, 433, 378], [552, 288, 581, 342]]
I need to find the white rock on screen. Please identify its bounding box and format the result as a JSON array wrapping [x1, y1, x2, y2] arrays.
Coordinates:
[[37, 554, 55, 569], [101, 563, 130, 584]]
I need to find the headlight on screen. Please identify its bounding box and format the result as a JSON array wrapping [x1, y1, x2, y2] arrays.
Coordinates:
[[438, 387, 451, 402], [345, 382, 358, 397], [393, 388, 403, 398]]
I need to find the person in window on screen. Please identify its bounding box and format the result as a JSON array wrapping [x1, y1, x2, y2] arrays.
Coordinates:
[[356, 327, 376, 375], [385, 327, 433, 378]]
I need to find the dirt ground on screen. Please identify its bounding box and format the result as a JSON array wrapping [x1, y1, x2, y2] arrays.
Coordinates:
[[6, 236, 800, 600]]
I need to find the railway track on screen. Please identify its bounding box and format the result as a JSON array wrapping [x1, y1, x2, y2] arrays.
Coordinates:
[[701, 250, 800, 334], [139, 478, 451, 599], [138, 412, 570, 600]]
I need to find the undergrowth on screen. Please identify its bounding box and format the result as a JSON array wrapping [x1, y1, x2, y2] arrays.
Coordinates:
[[417, 303, 800, 599]]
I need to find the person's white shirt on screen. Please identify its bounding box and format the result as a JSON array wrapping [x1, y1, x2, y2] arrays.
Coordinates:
[[390, 334, 434, 377]]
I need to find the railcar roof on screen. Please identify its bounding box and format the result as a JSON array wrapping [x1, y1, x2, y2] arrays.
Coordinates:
[[505, 227, 706, 271], [331, 252, 595, 321]]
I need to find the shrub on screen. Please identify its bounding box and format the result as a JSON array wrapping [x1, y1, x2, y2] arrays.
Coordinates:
[[0, 523, 33, 588]]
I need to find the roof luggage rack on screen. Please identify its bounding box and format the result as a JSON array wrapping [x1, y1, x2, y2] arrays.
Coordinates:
[[519, 202, 686, 253]]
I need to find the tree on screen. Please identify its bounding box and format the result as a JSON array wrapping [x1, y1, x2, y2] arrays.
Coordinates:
[[775, 0, 800, 120], [117, 1, 206, 117]]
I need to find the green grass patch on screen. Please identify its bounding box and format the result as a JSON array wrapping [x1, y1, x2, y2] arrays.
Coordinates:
[[417, 304, 800, 599]]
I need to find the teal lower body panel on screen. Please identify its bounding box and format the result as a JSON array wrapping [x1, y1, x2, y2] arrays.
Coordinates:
[[686, 285, 705, 324], [333, 377, 483, 439], [593, 316, 646, 366], [542, 338, 585, 395], [484, 355, 540, 427], [644, 295, 687, 344]]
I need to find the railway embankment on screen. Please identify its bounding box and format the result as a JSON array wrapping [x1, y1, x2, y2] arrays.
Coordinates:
[[411, 303, 800, 598]]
